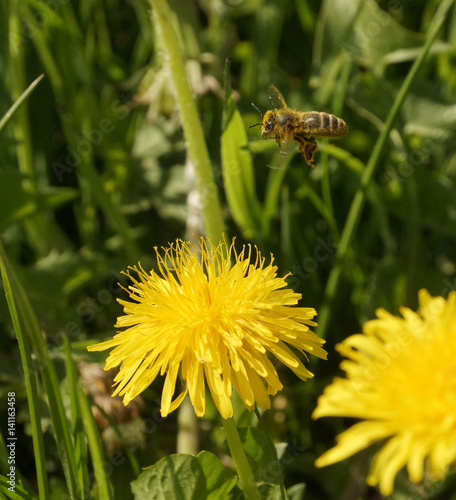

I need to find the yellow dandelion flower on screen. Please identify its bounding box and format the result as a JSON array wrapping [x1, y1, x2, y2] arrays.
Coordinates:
[[313, 289, 456, 495], [88, 237, 327, 420]]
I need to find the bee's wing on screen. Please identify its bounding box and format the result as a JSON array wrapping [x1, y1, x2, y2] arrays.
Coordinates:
[[278, 140, 289, 156], [266, 141, 291, 170], [268, 83, 287, 109]]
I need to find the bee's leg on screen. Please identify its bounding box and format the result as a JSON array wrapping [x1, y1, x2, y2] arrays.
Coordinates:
[[294, 135, 318, 167], [275, 134, 282, 148], [304, 137, 318, 167]]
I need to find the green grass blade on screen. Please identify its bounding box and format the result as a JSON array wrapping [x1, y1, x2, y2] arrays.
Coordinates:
[[317, 0, 455, 339], [77, 387, 113, 500], [221, 89, 261, 240], [0, 432, 35, 497], [0, 243, 79, 499], [0, 74, 45, 134], [62, 338, 90, 500], [0, 475, 37, 500], [0, 246, 49, 500]]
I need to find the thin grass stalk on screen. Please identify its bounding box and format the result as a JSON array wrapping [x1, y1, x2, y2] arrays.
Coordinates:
[[0, 74, 45, 133], [149, 0, 225, 243], [317, 0, 455, 339]]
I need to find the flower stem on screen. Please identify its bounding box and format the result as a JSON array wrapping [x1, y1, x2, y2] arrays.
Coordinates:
[[222, 417, 261, 500], [149, 0, 225, 243], [317, 0, 455, 339], [177, 396, 199, 455]]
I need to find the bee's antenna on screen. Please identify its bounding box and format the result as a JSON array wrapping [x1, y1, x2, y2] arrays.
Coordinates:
[[251, 102, 263, 118], [249, 103, 263, 129]]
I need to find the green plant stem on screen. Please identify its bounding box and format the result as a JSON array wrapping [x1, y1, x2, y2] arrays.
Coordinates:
[[177, 396, 199, 455], [317, 0, 455, 339], [150, 0, 225, 243], [222, 417, 261, 500]]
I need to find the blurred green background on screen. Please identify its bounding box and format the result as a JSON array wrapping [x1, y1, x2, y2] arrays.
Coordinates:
[[1, 0, 456, 498]]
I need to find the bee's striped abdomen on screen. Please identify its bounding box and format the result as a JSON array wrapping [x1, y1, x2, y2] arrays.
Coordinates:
[[302, 112, 348, 138]]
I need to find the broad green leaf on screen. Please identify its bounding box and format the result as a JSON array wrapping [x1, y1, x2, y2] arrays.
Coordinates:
[[314, 0, 424, 77], [197, 451, 238, 500], [131, 453, 237, 500], [257, 483, 287, 500], [238, 427, 280, 485], [348, 74, 456, 138], [402, 84, 456, 137], [347, 73, 397, 124]]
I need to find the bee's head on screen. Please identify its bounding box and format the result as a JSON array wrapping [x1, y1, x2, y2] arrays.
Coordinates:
[[248, 103, 276, 138], [260, 110, 277, 138]]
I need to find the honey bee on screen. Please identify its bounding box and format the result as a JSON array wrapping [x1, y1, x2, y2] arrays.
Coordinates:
[[250, 84, 348, 167]]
